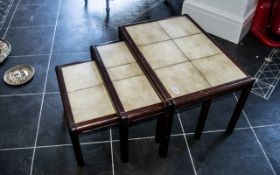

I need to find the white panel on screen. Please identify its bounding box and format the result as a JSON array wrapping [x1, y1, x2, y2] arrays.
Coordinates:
[[182, 0, 256, 43], [190, 0, 257, 18]]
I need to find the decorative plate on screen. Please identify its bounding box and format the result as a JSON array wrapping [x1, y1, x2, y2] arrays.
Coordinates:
[[3, 65, 35, 85], [0, 39, 11, 63]]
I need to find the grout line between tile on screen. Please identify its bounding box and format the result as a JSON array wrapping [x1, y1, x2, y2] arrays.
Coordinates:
[[110, 134, 185, 143], [233, 93, 277, 175], [11, 3, 60, 6], [35, 143, 71, 149], [7, 50, 89, 57], [0, 124, 275, 152], [0, 91, 60, 98], [0, 141, 112, 152], [170, 133, 186, 137], [176, 110, 198, 175], [5, 51, 90, 59], [184, 126, 251, 136], [36, 140, 112, 149], [52, 51, 90, 55], [2, 25, 55, 30], [110, 128, 115, 175], [111, 135, 154, 143], [81, 140, 112, 145], [0, 92, 44, 97], [9, 53, 50, 57], [2, 0, 20, 38], [0, 0, 14, 29], [0, 146, 34, 152], [252, 123, 280, 129], [29, 0, 62, 174], [45, 91, 60, 95]]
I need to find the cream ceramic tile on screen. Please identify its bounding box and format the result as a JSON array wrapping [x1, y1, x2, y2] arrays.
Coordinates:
[[139, 40, 188, 69], [125, 22, 170, 46], [174, 34, 221, 60], [113, 75, 161, 111], [192, 54, 247, 87], [68, 86, 116, 124], [97, 42, 136, 68], [107, 62, 143, 81], [62, 61, 103, 92], [155, 62, 210, 98], [159, 16, 201, 38]]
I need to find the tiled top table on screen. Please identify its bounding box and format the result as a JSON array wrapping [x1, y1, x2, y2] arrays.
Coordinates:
[[56, 41, 167, 165], [57, 61, 117, 131], [118, 15, 254, 156], [91, 41, 171, 162], [56, 15, 255, 165]]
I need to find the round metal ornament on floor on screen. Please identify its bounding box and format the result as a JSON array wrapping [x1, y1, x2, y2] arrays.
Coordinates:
[[3, 65, 35, 85], [0, 39, 11, 63]]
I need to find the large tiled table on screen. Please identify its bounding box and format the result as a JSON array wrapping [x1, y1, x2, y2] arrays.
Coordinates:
[[56, 15, 254, 165], [118, 15, 254, 156]]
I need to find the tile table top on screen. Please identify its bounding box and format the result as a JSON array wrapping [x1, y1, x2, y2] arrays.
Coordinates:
[[123, 16, 248, 99], [96, 42, 161, 112], [61, 61, 116, 123]]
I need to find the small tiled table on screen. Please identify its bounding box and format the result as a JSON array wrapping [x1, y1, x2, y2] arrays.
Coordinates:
[[118, 15, 254, 156], [91, 41, 171, 162], [56, 61, 118, 165], [56, 42, 168, 165]]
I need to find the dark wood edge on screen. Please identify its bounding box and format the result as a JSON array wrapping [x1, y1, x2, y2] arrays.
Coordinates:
[[126, 103, 165, 121], [55, 66, 77, 132], [118, 27, 173, 103], [76, 114, 119, 133], [90, 45, 128, 121], [129, 111, 165, 124], [119, 14, 251, 76], [56, 62, 119, 134], [58, 60, 92, 68], [175, 77, 255, 107], [90, 40, 121, 46]]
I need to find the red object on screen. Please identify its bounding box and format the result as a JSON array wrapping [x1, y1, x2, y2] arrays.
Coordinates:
[[251, 0, 280, 47], [271, 3, 280, 35]]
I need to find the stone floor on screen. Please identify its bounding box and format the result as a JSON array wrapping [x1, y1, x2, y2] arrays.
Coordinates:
[[0, 0, 279, 175]]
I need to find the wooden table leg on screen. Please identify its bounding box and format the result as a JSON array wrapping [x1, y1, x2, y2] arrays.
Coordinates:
[[155, 115, 163, 143], [159, 101, 175, 157], [106, 0, 110, 14], [119, 117, 129, 162], [194, 99, 212, 139], [226, 84, 253, 134], [69, 131, 85, 166]]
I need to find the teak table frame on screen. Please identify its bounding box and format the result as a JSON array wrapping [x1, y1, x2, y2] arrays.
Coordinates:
[[56, 59, 168, 165], [56, 15, 255, 165], [56, 61, 120, 165], [118, 15, 255, 156]]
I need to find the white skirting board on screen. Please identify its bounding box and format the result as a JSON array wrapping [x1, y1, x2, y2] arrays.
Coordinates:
[[182, 0, 256, 44]]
